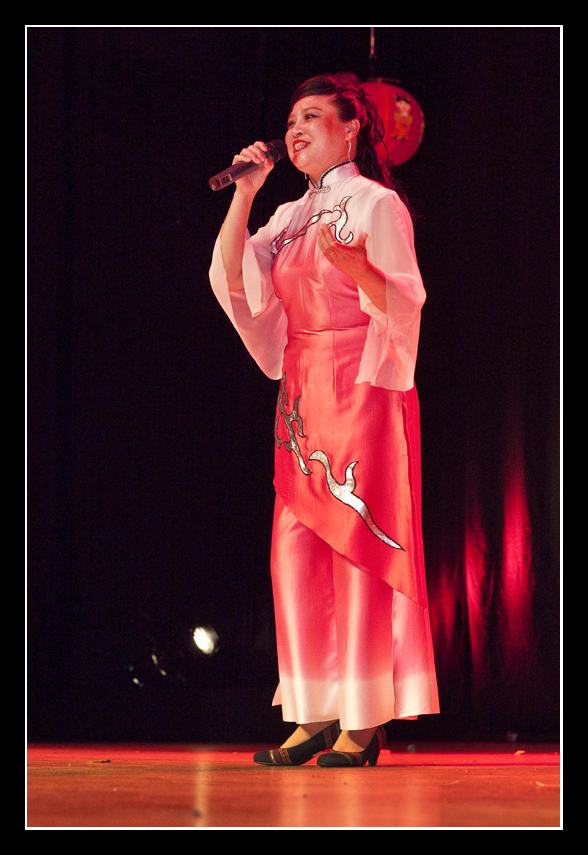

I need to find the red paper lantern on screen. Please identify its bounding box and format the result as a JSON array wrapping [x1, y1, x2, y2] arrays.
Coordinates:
[[362, 79, 425, 166]]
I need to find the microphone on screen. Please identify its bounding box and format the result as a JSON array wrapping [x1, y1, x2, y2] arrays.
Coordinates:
[[209, 140, 288, 191]]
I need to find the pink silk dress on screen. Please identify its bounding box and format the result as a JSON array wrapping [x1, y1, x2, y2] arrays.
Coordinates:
[[210, 161, 439, 728]]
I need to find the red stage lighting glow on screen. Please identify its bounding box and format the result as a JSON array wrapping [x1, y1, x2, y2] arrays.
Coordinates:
[[499, 427, 534, 673]]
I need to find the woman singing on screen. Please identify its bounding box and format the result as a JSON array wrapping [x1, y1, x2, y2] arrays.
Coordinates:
[[209, 73, 439, 767]]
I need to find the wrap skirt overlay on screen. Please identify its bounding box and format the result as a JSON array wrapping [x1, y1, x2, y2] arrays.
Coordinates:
[[210, 162, 439, 729]]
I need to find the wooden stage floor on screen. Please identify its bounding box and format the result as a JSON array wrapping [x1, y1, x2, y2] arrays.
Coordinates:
[[26, 742, 561, 829]]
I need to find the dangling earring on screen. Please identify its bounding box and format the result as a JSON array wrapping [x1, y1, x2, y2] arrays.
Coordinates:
[[347, 139, 352, 161]]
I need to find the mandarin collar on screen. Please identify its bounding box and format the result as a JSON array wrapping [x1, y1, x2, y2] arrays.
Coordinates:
[[307, 160, 360, 194]]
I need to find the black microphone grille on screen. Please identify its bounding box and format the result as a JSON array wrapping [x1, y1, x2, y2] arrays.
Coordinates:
[[266, 139, 288, 163]]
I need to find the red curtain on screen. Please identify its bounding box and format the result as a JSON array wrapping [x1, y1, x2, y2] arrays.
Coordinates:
[[427, 391, 558, 738]]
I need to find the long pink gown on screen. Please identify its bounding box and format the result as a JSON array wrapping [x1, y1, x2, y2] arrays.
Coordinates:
[[210, 161, 439, 728]]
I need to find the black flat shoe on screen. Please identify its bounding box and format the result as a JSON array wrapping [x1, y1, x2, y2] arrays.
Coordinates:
[[253, 722, 340, 766], [316, 725, 387, 767]]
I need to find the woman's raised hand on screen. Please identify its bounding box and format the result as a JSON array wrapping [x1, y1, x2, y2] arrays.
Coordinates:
[[317, 224, 370, 278], [317, 224, 387, 314], [233, 141, 275, 197]]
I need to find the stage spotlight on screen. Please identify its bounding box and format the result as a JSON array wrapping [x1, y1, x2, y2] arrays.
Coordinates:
[[192, 626, 219, 656]]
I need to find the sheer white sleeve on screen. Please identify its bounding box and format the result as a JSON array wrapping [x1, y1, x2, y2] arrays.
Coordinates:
[[209, 221, 288, 380], [355, 191, 426, 391]]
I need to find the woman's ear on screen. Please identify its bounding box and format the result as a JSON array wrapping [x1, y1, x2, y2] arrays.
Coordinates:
[[346, 118, 361, 140]]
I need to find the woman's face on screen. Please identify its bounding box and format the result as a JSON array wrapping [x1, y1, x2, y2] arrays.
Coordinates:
[[285, 95, 358, 184]]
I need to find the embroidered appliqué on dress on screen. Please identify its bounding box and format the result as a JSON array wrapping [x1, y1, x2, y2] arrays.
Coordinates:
[[271, 196, 354, 258], [275, 374, 312, 475], [275, 374, 405, 551], [308, 452, 405, 551]]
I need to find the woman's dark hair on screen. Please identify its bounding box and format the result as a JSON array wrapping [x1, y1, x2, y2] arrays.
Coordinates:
[[289, 72, 393, 189]]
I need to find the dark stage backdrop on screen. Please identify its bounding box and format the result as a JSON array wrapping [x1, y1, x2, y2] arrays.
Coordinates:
[[27, 26, 560, 744]]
